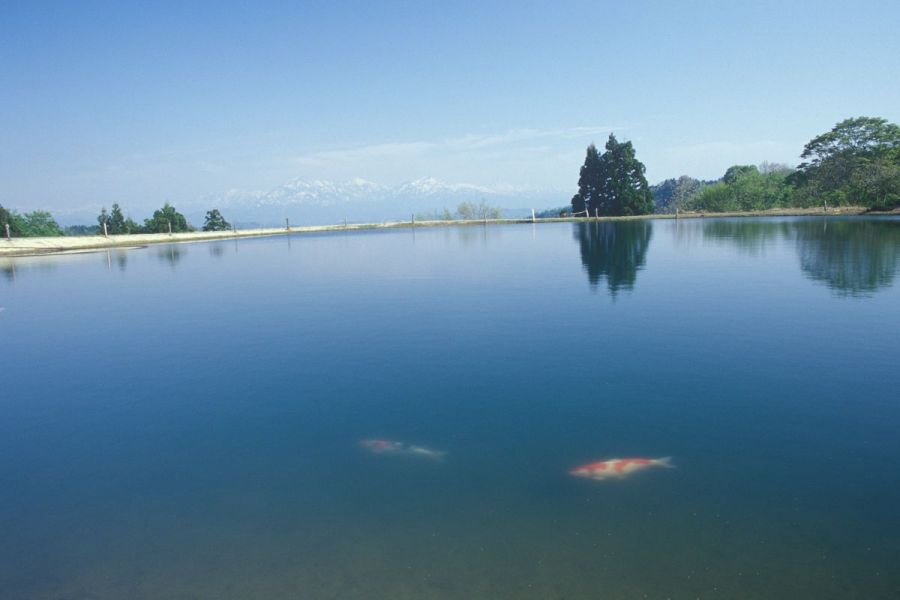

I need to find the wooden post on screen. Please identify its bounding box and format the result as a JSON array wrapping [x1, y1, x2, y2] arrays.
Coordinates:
[[411, 214, 415, 227], [285, 217, 290, 231], [4, 223, 9, 241], [532, 209, 536, 223], [103, 221, 108, 237], [167, 221, 172, 235]]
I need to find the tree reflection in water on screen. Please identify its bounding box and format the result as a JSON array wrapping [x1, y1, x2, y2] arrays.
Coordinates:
[[700, 218, 900, 296], [793, 219, 900, 296], [573, 221, 653, 296]]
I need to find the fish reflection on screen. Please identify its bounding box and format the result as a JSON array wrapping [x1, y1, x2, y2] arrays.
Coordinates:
[[360, 439, 447, 461], [569, 457, 674, 481], [573, 221, 653, 295]]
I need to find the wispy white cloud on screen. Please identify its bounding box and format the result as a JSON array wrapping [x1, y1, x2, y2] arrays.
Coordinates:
[[291, 125, 619, 169]]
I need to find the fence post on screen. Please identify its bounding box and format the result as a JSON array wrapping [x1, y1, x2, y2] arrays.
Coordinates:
[[286, 217, 290, 231]]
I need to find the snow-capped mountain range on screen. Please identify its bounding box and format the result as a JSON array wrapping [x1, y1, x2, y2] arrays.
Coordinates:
[[196, 177, 566, 226]]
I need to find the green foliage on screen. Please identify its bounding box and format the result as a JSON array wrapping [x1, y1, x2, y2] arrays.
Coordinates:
[[0, 207, 64, 237], [723, 165, 758, 184], [97, 203, 139, 234], [202, 209, 231, 231], [652, 176, 706, 213], [572, 144, 602, 215], [143, 202, 192, 233], [455, 200, 502, 220], [687, 164, 794, 212], [64, 225, 98, 236], [0, 204, 20, 236], [22, 211, 64, 236], [571, 193, 586, 215], [572, 135, 654, 216], [97, 207, 109, 233], [794, 116, 900, 208], [535, 207, 571, 218], [109, 203, 131, 233]]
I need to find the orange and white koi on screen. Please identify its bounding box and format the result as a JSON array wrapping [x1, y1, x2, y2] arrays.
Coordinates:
[[569, 457, 673, 481], [360, 439, 446, 460]]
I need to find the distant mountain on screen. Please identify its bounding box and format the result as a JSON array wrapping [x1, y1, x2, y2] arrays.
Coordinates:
[[192, 177, 566, 226]]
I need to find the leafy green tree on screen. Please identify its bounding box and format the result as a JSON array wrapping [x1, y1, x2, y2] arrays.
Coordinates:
[[723, 165, 759, 184], [143, 202, 192, 233], [571, 193, 586, 215], [0, 204, 22, 236], [455, 200, 501, 220], [572, 136, 654, 216], [688, 164, 793, 212], [597, 134, 655, 216], [18, 211, 64, 236], [64, 225, 98, 236], [572, 144, 603, 215], [793, 116, 900, 207], [109, 203, 128, 234], [124, 217, 141, 233], [202, 209, 231, 231], [97, 207, 109, 234], [652, 176, 706, 213]]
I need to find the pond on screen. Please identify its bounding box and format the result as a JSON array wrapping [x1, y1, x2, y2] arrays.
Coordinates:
[[1, 217, 899, 598]]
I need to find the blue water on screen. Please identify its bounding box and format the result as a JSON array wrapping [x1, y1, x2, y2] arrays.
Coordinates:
[[1, 218, 899, 599]]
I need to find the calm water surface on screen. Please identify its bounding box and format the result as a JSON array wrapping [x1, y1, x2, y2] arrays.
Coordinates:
[[1, 217, 899, 599]]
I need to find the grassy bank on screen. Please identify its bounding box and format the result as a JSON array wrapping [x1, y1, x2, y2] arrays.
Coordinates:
[[1, 206, 893, 258]]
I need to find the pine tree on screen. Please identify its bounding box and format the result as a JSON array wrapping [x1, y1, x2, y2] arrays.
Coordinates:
[[572, 144, 603, 216], [97, 207, 109, 234], [202, 209, 231, 231], [144, 202, 192, 233], [597, 134, 654, 216], [109, 203, 127, 234]]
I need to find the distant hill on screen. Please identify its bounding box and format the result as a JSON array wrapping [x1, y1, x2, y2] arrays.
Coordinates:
[[192, 177, 564, 226]]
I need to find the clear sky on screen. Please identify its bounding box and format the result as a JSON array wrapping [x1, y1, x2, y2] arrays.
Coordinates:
[[2, 0, 899, 213]]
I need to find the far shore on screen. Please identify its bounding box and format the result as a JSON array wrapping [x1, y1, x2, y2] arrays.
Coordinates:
[[1, 206, 895, 258]]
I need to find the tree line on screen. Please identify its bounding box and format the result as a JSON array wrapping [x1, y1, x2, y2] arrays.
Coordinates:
[[650, 116, 900, 213], [0, 202, 233, 238], [570, 116, 899, 216]]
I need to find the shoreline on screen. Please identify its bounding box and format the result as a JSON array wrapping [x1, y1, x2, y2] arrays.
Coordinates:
[[1, 206, 894, 258]]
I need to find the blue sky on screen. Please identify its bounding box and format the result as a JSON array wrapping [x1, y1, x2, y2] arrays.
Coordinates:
[[2, 0, 899, 214]]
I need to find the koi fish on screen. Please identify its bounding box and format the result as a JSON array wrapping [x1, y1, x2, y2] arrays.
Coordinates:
[[569, 457, 673, 481], [360, 439, 446, 461]]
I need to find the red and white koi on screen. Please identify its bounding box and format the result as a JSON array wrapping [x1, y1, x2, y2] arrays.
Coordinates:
[[360, 439, 446, 460], [569, 457, 673, 481]]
